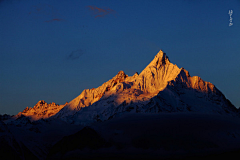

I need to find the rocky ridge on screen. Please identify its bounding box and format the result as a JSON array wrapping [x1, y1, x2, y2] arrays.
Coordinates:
[[15, 100, 65, 121]]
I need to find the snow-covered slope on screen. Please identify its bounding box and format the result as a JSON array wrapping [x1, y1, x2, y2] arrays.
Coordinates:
[[50, 50, 238, 125], [54, 70, 129, 118]]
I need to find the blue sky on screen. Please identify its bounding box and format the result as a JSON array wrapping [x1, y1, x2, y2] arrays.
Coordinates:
[[0, 0, 240, 115]]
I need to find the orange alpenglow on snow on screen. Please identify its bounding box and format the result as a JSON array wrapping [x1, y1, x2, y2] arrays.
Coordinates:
[[15, 100, 65, 121], [17, 50, 237, 121]]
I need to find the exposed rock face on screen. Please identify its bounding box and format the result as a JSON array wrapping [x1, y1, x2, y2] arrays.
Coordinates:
[[15, 100, 64, 121], [133, 50, 181, 93], [132, 51, 217, 94]]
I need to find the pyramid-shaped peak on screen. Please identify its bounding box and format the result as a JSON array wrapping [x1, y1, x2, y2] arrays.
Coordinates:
[[156, 50, 170, 64], [147, 50, 170, 69], [157, 49, 164, 55]]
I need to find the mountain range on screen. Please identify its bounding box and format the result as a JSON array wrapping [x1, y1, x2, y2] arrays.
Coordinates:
[[1, 50, 240, 160]]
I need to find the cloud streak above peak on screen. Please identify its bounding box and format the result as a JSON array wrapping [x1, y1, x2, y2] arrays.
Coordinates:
[[87, 5, 116, 18]]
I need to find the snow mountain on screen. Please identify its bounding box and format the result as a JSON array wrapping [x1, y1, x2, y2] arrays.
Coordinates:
[[51, 50, 238, 124]]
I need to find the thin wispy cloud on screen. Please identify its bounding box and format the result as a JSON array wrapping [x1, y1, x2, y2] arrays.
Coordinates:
[[87, 5, 116, 18], [67, 49, 84, 60]]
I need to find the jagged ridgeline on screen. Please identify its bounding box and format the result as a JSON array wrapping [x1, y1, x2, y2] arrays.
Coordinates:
[[16, 50, 239, 123]]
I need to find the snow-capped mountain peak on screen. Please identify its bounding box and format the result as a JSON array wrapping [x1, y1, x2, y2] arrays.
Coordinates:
[[50, 50, 239, 123], [135, 50, 180, 93], [147, 49, 170, 67]]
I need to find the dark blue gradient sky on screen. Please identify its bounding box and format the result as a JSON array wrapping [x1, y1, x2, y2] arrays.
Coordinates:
[[0, 0, 240, 115]]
